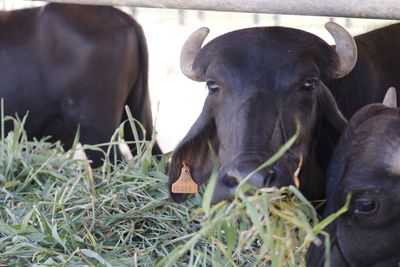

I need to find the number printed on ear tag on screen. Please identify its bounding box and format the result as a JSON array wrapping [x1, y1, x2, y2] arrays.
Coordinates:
[[172, 161, 198, 194]]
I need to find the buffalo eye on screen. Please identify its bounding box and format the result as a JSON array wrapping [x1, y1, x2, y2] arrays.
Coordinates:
[[354, 198, 378, 215], [301, 78, 318, 92], [206, 81, 220, 94]]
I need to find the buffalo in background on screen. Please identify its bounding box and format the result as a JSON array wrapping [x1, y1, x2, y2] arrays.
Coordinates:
[[0, 3, 161, 166], [168, 22, 400, 204], [307, 88, 400, 266]]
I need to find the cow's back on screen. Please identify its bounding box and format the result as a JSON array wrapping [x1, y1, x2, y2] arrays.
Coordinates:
[[39, 4, 138, 35], [34, 4, 141, 111]]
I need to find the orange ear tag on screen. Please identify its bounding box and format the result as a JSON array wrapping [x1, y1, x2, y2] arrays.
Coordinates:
[[171, 161, 198, 194]]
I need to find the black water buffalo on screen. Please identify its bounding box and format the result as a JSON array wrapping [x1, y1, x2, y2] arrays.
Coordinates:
[[307, 88, 400, 266], [168, 22, 400, 204], [328, 23, 400, 117], [0, 4, 161, 166]]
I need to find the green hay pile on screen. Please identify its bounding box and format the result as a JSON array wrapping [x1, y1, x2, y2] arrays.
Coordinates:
[[0, 106, 347, 266]]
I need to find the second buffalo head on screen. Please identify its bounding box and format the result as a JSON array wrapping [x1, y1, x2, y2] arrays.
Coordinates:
[[168, 23, 357, 204]]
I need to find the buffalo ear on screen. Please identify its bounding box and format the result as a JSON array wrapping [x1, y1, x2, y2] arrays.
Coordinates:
[[313, 83, 348, 172], [318, 82, 347, 132], [167, 105, 218, 203], [382, 87, 397, 108]]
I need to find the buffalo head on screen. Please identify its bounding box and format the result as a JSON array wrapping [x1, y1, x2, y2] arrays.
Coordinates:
[[307, 87, 400, 266], [168, 23, 357, 203]]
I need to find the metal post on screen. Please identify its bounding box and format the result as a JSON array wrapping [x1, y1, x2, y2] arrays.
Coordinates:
[[273, 14, 280, 26], [253, 14, 260, 25], [197, 11, 204, 22], [178, 9, 185, 25]]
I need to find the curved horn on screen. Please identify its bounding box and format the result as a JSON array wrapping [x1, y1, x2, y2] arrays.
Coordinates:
[[383, 87, 397, 108], [180, 27, 210, 81], [325, 22, 357, 79]]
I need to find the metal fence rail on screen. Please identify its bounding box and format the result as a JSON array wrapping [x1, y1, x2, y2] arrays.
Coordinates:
[[30, 0, 400, 20]]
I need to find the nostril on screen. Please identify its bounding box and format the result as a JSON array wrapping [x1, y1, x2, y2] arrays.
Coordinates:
[[264, 167, 277, 186], [222, 175, 239, 188]]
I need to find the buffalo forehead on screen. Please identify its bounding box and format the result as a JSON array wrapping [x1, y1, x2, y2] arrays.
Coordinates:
[[356, 115, 400, 162], [342, 113, 400, 185], [384, 141, 400, 176], [195, 27, 331, 79]]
